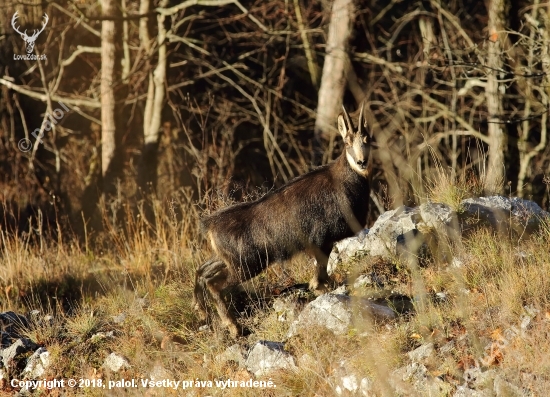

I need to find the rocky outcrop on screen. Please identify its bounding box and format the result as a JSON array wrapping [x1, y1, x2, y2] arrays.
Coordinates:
[[328, 196, 549, 272], [0, 311, 49, 381]]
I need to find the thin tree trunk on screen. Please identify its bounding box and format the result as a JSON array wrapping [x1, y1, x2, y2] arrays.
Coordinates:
[[517, 0, 548, 197], [313, 0, 355, 165], [138, 0, 167, 198], [100, 0, 120, 194], [485, 0, 507, 192]]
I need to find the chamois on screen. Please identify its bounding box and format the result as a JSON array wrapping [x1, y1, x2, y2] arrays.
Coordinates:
[[194, 104, 374, 337]]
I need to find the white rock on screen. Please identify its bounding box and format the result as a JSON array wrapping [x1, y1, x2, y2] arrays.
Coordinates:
[[353, 274, 373, 289], [463, 367, 497, 389], [23, 348, 50, 379], [216, 344, 245, 368], [245, 341, 297, 376], [288, 294, 397, 338], [435, 292, 447, 301], [327, 196, 548, 277], [407, 343, 434, 362], [331, 360, 373, 397], [112, 313, 127, 324], [288, 294, 351, 337], [400, 362, 428, 382], [103, 352, 130, 372], [341, 375, 358, 393], [454, 385, 493, 397], [2, 338, 38, 370], [461, 196, 549, 234]]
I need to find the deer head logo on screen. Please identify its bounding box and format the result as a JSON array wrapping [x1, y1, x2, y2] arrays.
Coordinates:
[[11, 11, 49, 54]]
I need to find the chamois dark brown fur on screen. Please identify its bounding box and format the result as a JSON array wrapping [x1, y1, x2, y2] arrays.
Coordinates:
[[194, 104, 374, 337]]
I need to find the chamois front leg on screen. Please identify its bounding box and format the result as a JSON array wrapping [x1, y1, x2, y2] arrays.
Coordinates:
[[193, 258, 218, 321], [194, 258, 244, 338], [308, 248, 333, 295]]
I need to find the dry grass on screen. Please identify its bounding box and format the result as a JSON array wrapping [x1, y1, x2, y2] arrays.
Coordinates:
[[0, 191, 549, 396], [421, 143, 493, 212], [425, 166, 487, 212]]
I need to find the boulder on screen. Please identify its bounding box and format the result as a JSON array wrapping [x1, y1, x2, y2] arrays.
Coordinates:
[[287, 294, 397, 338], [460, 196, 549, 236], [2, 338, 38, 370], [245, 341, 297, 376], [328, 196, 549, 271]]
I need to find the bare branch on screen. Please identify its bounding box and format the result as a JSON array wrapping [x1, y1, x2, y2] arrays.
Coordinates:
[[156, 0, 268, 32], [0, 77, 100, 108], [353, 52, 403, 73], [293, 0, 318, 86], [51, 2, 100, 37], [61, 46, 102, 67]]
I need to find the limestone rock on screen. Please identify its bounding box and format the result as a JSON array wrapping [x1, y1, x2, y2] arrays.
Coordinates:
[[407, 343, 434, 362], [22, 348, 50, 379], [245, 341, 297, 376], [287, 294, 396, 337], [216, 344, 246, 368], [331, 360, 373, 396], [328, 196, 548, 274], [2, 338, 38, 370], [460, 196, 549, 235], [103, 352, 130, 372]]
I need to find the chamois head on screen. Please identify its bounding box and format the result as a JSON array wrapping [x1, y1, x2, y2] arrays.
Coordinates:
[[338, 103, 373, 177]]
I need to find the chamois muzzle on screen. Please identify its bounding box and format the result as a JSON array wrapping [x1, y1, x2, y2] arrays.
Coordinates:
[[356, 159, 368, 169]]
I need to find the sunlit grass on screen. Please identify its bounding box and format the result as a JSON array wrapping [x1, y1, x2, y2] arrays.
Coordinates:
[[0, 192, 548, 395]]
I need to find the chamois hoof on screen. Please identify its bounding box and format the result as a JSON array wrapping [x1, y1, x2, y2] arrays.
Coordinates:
[[226, 323, 250, 339]]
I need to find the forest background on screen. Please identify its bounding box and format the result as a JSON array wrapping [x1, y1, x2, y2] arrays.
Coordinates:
[[0, 1, 550, 394], [1, 0, 549, 238]]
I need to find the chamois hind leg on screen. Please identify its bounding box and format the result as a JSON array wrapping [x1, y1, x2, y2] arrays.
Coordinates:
[[194, 258, 243, 338], [309, 247, 333, 295]]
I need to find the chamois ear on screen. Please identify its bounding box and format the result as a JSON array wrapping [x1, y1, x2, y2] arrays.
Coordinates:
[[337, 114, 349, 141], [338, 105, 354, 143]]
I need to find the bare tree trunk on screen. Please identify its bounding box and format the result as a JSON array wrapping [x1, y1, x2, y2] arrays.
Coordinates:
[[137, 0, 167, 198], [313, 0, 355, 165], [517, 0, 548, 197], [485, 0, 507, 192], [100, 0, 121, 195]]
